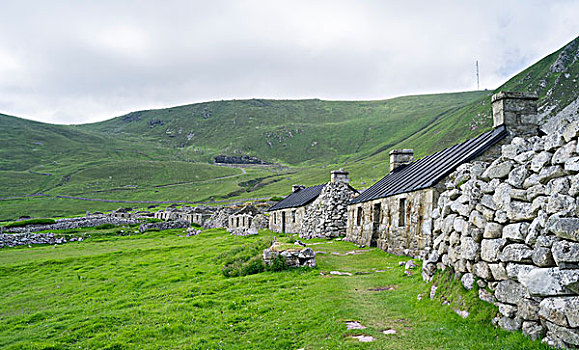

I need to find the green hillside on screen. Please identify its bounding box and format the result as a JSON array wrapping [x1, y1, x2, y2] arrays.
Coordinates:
[[0, 36, 577, 220]]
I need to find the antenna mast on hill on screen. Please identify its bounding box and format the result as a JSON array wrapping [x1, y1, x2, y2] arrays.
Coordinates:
[[475, 60, 480, 90]]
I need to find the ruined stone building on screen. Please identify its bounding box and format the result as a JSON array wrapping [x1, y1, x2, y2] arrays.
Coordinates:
[[227, 204, 264, 235], [268, 169, 358, 238], [154, 206, 214, 226], [345, 92, 539, 258]]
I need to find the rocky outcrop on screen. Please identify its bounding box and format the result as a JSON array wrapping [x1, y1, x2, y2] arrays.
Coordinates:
[[300, 182, 356, 239], [214, 155, 271, 165], [423, 124, 579, 348]]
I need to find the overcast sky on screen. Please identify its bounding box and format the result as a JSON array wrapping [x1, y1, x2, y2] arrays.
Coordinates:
[[0, 1, 577, 124]]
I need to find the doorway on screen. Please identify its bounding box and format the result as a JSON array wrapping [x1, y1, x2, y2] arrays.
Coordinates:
[[371, 203, 381, 247], [282, 212, 286, 233]]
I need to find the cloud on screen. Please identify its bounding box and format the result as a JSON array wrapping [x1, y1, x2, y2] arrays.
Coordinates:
[[0, 0, 577, 124]]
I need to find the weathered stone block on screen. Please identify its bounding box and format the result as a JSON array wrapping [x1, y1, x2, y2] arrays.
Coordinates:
[[461, 273, 475, 290], [549, 217, 579, 242], [453, 217, 469, 234], [498, 303, 518, 318], [545, 321, 579, 346], [461, 236, 479, 260], [547, 193, 575, 215], [482, 159, 513, 180], [484, 223, 503, 239], [530, 151, 553, 173], [507, 165, 528, 188], [500, 243, 533, 263], [506, 263, 536, 281], [552, 240, 579, 269], [552, 140, 576, 164], [473, 261, 492, 280], [522, 321, 544, 341], [503, 223, 529, 242], [519, 267, 579, 296], [489, 263, 509, 280], [532, 246, 556, 267], [518, 298, 540, 320], [495, 280, 524, 304], [498, 316, 523, 331], [481, 238, 508, 262]]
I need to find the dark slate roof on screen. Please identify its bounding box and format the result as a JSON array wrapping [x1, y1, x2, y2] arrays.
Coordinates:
[[350, 125, 508, 205], [267, 184, 327, 211]]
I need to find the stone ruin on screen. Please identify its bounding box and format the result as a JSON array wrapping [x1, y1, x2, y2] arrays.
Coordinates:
[[263, 241, 316, 268]]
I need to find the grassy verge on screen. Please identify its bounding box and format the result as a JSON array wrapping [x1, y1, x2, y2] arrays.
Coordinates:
[[0, 229, 547, 349]]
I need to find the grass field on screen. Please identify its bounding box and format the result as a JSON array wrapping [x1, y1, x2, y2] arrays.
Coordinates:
[[0, 228, 548, 349]]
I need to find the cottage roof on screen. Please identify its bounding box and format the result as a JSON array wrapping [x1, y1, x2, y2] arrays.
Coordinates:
[[267, 184, 327, 211], [350, 125, 507, 205]]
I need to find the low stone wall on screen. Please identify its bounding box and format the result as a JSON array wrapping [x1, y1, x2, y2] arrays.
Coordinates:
[[301, 183, 356, 239], [2, 215, 141, 233], [1, 233, 83, 248], [422, 125, 579, 348], [138, 220, 190, 233], [263, 243, 316, 267]]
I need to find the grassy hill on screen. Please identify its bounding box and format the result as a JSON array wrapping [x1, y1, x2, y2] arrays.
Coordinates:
[[0, 36, 577, 220]]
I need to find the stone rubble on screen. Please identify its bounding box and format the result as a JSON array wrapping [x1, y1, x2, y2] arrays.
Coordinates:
[[262, 242, 316, 268]]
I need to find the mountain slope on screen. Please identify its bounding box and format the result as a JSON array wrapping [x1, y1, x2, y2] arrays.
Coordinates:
[[79, 92, 486, 165], [0, 35, 577, 220]]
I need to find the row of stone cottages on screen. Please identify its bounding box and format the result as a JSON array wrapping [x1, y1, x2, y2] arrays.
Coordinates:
[[268, 91, 537, 257]]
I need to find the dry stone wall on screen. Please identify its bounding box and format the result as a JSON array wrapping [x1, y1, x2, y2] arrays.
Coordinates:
[[1, 233, 83, 248], [422, 123, 579, 348], [300, 183, 355, 239], [2, 215, 141, 233]]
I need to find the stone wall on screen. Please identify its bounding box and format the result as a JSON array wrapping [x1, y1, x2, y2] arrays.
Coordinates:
[[1, 233, 83, 248], [2, 215, 141, 233], [422, 124, 579, 348], [300, 183, 356, 239], [138, 220, 190, 233], [268, 206, 307, 234], [345, 188, 436, 258]]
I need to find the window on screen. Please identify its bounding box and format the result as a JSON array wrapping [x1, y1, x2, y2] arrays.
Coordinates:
[[292, 210, 296, 223], [357, 207, 363, 226], [399, 198, 406, 227], [236, 217, 240, 227]]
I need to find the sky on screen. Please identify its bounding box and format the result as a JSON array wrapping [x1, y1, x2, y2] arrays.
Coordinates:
[[0, 1, 577, 124]]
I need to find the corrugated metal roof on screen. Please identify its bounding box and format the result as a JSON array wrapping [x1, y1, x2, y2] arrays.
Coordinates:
[[268, 184, 327, 211], [350, 125, 508, 205]]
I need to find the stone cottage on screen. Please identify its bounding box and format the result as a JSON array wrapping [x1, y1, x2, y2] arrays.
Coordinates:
[[345, 91, 540, 258], [268, 169, 358, 237]]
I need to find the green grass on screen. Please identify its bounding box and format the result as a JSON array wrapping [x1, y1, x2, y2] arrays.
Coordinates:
[[0, 228, 548, 349]]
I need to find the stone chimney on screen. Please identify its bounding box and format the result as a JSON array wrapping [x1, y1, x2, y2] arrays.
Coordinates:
[[292, 185, 306, 193], [331, 168, 350, 185], [389, 149, 414, 172], [491, 91, 539, 138]]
